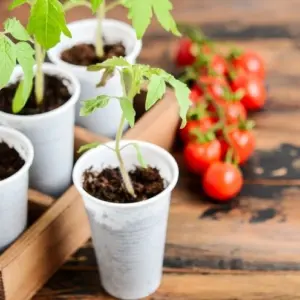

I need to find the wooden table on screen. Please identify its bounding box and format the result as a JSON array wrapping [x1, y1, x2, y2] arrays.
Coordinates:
[[3, 0, 300, 298]]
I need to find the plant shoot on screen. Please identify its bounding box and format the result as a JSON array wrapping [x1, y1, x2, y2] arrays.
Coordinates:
[[79, 57, 191, 196], [0, 0, 71, 113]]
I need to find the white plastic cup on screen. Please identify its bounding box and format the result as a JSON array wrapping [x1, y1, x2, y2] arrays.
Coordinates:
[[73, 140, 179, 299], [0, 63, 80, 197], [0, 126, 34, 252], [48, 18, 142, 138]]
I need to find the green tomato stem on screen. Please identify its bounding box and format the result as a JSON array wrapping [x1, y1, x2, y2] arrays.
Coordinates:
[[95, 0, 105, 58], [34, 40, 44, 105], [115, 113, 136, 198], [63, 0, 91, 11]]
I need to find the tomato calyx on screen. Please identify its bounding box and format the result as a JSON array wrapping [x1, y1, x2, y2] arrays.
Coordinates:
[[227, 47, 244, 60], [190, 128, 216, 144], [238, 119, 255, 131], [187, 102, 210, 120], [222, 87, 245, 103]]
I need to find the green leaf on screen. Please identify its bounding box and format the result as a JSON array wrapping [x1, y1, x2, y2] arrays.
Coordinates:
[[9, 0, 28, 10], [145, 74, 166, 110], [80, 95, 110, 116], [27, 0, 72, 50], [90, 0, 103, 13], [122, 0, 179, 39], [78, 142, 101, 153], [131, 143, 147, 168], [168, 77, 191, 128], [12, 42, 35, 113], [123, 0, 152, 39], [152, 0, 180, 36], [0, 36, 16, 88], [119, 97, 135, 127], [4, 18, 31, 41], [88, 57, 131, 71]]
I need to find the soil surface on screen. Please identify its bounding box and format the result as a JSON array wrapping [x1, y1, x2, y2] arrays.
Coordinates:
[[0, 74, 71, 115], [0, 142, 25, 180], [83, 166, 165, 203], [61, 42, 126, 66]]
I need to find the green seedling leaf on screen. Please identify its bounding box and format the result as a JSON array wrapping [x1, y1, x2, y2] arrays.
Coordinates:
[[4, 18, 31, 41], [90, 0, 104, 13], [152, 0, 180, 36], [167, 77, 191, 128], [119, 97, 136, 127], [145, 74, 166, 110], [88, 57, 131, 71], [80, 95, 110, 116], [9, 0, 28, 10], [0, 35, 16, 88], [78, 142, 101, 153], [27, 0, 72, 49], [131, 143, 147, 168], [12, 42, 35, 113], [123, 0, 152, 39], [123, 0, 180, 39]]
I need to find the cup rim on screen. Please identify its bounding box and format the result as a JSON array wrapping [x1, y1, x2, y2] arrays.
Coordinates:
[[47, 18, 143, 71], [73, 140, 179, 209], [0, 62, 81, 123], [0, 126, 34, 187]]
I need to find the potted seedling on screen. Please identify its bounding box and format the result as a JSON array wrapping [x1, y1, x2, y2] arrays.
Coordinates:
[[0, 125, 34, 252], [73, 57, 190, 299], [48, 0, 180, 137], [0, 0, 80, 197]]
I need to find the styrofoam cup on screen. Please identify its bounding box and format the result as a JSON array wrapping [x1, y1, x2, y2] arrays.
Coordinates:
[[0, 126, 34, 252], [73, 140, 179, 299], [47, 18, 142, 138], [0, 63, 80, 197]]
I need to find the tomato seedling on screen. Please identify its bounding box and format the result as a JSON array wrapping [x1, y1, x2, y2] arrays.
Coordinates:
[[62, 0, 181, 58], [78, 57, 191, 197], [2, 0, 72, 112]]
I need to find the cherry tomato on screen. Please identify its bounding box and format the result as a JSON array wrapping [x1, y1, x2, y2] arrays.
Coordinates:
[[198, 75, 229, 103], [210, 54, 228, 76], [184, 139, 221, 175], [175, 38, 196, 66], [180, 118, 215, 144], [223, 101, 247, 124], [189, 84, 204, 104], [230, 50, 265, 79], [203, 162, 243, 201], [230, 74, 266, 111], [221, 128, 255, 164]]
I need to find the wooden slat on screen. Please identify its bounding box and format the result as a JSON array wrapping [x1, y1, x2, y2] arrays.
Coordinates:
[[0, 187, 90, 300]]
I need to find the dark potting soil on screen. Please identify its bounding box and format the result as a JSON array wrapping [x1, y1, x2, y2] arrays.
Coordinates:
[[83, 166, 165, 204], [0, 142, 25, 180], [60, 42, 126, 66], [0, 74, 71, 115]]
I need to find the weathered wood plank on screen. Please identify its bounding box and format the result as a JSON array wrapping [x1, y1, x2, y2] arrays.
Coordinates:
[[33, 269, 300, 299]]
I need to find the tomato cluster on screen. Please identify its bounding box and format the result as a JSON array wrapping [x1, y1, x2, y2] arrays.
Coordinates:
[[175, 27, 266, 202]]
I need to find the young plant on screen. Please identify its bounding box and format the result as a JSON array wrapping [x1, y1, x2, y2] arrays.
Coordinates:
[[0, 0, 71, 113], [79, 57, 191, 197], [63, 0, 180, 58]]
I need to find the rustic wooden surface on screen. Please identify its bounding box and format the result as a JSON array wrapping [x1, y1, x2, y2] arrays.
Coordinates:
[[2, 0, 300, 298]]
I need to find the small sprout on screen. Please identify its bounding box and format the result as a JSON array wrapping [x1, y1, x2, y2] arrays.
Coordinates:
[[78, 142, 101, 153], [80, 57, 191, 197]]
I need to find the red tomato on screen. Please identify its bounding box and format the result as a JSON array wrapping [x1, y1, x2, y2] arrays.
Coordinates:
[[221, 129, 255, 164], [203, 162, 243, 201], [223, 101, 247, 124], [189, 84, 203, 104], [175, 38, 196, 66], [198, 75, 229, 103], [230, 50, 265, 79], [184, 139, 222, 175], [230, 74, 266, 111], [211, 55, 228, 76], [180, 118, 215, 144]]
